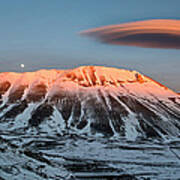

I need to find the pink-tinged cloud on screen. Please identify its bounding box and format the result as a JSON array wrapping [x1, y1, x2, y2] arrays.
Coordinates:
[[80, 19, 180, 49]]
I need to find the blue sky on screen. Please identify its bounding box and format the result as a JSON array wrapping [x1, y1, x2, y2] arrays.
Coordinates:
[[0, 0, 180, 91]]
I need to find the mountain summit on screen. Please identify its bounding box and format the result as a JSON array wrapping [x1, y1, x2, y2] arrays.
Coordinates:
[[0, 66, 179, 139]]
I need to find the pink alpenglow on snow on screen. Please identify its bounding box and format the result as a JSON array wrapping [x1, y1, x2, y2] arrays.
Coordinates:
[[0, 66, 178, 102]]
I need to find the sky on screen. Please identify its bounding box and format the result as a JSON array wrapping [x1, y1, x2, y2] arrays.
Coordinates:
[[0, 0, 180, 91]]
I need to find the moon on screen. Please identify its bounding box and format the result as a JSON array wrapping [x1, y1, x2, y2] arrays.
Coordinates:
[[20, 64, 25, 68]]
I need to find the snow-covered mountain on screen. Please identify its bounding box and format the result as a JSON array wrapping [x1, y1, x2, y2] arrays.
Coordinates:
[[0, 66, 180, 140]]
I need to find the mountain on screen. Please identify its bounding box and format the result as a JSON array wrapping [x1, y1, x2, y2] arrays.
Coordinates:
[[0, 66, 180, 140]]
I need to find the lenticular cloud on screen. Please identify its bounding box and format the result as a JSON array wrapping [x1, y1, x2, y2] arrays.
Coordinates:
[[80, 19, 180, 49]]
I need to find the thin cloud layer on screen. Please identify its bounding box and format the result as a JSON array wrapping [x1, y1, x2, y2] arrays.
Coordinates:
[[80, 19, 180, 49]]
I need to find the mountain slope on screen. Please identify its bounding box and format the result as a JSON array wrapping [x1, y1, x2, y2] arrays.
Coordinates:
[[0, 66, 179, 140]]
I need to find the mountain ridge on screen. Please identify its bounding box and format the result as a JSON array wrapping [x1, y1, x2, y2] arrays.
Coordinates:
[[0, 66, 179, 140]]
